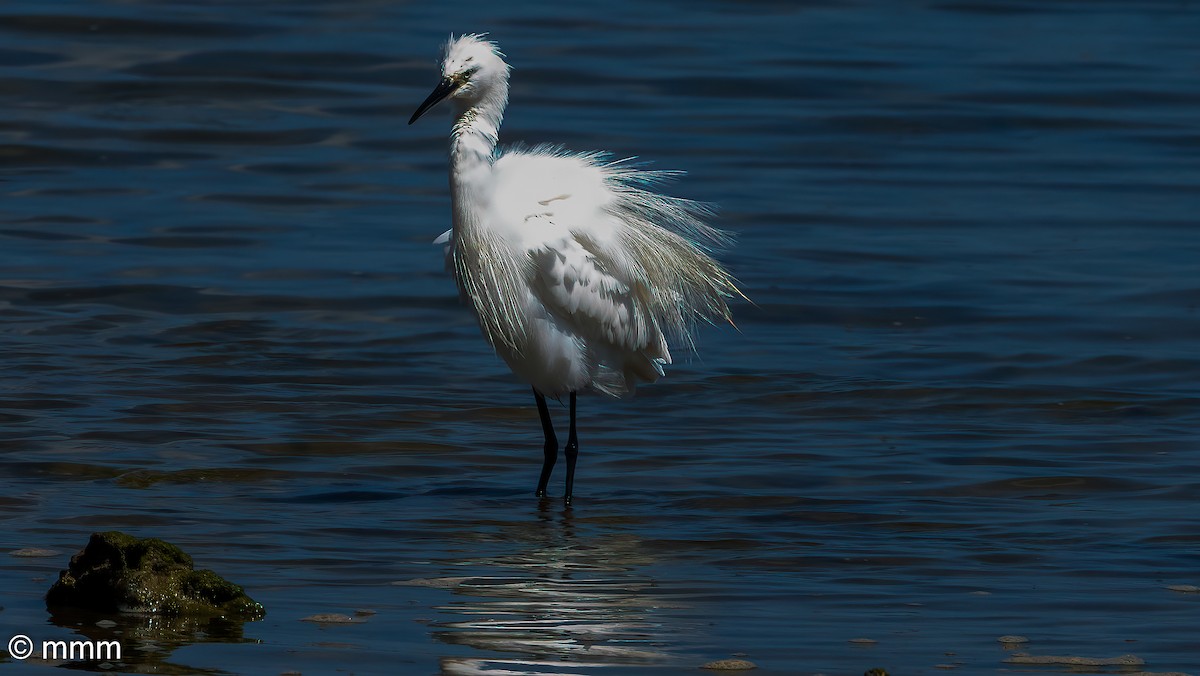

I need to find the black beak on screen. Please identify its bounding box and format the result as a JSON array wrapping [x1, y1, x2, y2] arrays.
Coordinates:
[[408, 76, 459, 125]]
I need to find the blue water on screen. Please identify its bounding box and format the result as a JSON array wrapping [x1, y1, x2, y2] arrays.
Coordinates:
[[2, 1, 1199, 674]]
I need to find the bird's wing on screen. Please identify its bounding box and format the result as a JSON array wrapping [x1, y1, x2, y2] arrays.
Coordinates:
[[490, 149, 667, 360], [433, 229, 452, 269], [528, 228, 666, 360], [490, 148, 624, 250]]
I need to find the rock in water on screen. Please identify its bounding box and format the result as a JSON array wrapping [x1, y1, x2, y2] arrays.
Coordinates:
[[700, 659, 757, 671], [45, 531, 264, 620]]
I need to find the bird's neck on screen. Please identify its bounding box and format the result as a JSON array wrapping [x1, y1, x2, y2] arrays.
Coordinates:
[[448, 86, 507, 232]]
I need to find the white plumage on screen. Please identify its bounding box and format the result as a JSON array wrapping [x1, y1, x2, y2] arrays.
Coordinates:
[[409, 34, 742, 503]]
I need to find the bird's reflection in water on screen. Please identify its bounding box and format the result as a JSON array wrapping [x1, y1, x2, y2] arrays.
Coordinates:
[[404, 503, 687, 675]]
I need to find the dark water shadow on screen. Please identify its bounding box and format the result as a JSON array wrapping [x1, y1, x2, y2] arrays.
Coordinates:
[[44, 608, 260, 674]]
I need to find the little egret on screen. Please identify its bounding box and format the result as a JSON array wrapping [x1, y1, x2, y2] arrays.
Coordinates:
[[408, 34, 742, 504]]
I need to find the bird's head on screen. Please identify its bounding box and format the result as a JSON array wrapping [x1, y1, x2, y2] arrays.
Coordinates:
[[409, 34, 510, 125]]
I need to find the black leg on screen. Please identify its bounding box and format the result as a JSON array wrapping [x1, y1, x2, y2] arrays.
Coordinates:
[[564, 391, 579, 506], [533, 389, 557, 497]]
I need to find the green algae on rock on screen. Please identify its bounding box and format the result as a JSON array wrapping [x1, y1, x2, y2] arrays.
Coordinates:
[[700, 659, 757, 671], [45, 531, 264, 620]]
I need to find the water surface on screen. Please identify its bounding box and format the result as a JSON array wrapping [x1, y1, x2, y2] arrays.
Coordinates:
[[2, 1, 1199, 674]]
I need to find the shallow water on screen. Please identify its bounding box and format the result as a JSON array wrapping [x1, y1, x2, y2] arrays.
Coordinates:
[[2, 1, 1199, 674]]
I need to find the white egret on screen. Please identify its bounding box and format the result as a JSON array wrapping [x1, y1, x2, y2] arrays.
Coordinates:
[[409, 34, 742, 504]]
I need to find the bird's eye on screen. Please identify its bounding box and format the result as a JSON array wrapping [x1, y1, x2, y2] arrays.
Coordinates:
[[465, 56, 474, 63]]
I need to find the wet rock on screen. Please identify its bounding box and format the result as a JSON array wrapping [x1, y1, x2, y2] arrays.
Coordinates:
[[45, 531, 264, 620], [11, 547, 61, 557], [700, 658, 757, 670], [300, 613, 362, 624], [1165, 584, 1200, 593], [864, 669, 889, 676], [1003, 653, 1144, 666], [997, 635, 1029, 644]]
